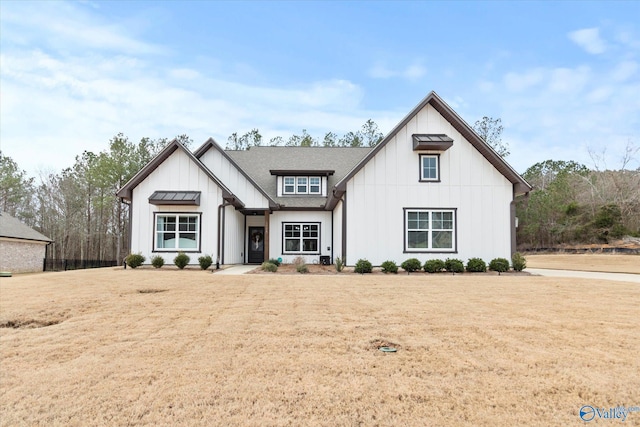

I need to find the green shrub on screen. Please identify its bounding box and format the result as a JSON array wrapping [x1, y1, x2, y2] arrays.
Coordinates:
[[512, 252, 526, 272], [261, 261, 277, 272], [466, 257, 487, 272], [335, 257, 345, 272], [380, 260, 398, 274], [401, 258, 422, 273], [198, 255, 213, 270], [268, 258, 281, 267], [444, 258, 464, 274], [489, 258, 510, 274], [125, 253, 145, 269], [151, 255, 164, 269], [354, 259, 372, 274], [424, 259, 445, 273], [296, 264, 309, 274], [174, 252, 190, 269]]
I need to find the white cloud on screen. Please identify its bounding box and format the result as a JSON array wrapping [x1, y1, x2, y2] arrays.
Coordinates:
[[568, 28, 607, 54], [368, 61, 426, 81], [611, 60, 638, 82], [490, 61, 640, 173], [1, 1, 164, 55], [0, 47, 377, 177], [504, 68, 545, 92]]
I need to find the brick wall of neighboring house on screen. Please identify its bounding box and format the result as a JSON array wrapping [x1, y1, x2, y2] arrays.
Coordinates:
[[0, 239, 47, 273]]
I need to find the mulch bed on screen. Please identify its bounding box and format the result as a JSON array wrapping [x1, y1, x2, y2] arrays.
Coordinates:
[[248, 264, 530, 275]]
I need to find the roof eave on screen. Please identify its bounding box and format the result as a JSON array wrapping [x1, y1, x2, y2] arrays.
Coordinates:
[[195, 138, 279, 208], [333, 91, 531, 193]]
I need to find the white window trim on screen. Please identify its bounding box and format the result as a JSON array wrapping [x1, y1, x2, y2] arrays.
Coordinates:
[[283, 177, 295, 194], [282, 176, 323, 195], [404, 208, 456, 253], [419, 154, 440, 182], [154, 212, 201, 252], [282, 222, 321, 254]]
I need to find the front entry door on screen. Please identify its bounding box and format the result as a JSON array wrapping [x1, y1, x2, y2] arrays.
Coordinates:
[[248, 227, 265, 264]]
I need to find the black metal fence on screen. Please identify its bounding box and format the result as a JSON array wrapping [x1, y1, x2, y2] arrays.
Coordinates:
[[43, 259, 118, 272]]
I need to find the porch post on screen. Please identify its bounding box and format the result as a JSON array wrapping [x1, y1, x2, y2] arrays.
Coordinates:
[[264, 210, 270, 262]]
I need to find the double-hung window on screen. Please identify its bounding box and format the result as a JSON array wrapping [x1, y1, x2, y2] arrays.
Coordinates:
[[283, 222, 320, 253], [155, 213, 200, 251], [296, 177, 308, 193], [420, 154, 440, 181], [282, 176, 322, 195], [284, 177, 295, 194], [404, 209, 456, 252]]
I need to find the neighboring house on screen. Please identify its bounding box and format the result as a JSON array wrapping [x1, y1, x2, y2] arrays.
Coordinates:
[[0, 212, 52, 273], [117, 91, 531, 266]]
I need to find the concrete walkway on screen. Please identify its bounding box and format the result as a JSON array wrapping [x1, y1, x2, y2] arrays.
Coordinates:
[[213, 265, 258, 275], [527, 268, 640, 283]]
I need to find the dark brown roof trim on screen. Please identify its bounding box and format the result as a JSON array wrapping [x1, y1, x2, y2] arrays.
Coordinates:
[[116, 140, 245, 209], [412, 134, 454, 151], [276, 206, 327, 211], [331, 91, 532, 199], [269, 169, 335, 176], [193, 138, 280, 209]]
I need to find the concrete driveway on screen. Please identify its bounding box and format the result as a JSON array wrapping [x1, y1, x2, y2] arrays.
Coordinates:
[[527, 268, 640, 283], [213, 265, 259, 275]]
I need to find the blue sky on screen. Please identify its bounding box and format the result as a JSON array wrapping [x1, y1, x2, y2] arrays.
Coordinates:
[[1, 1, 639, 178]]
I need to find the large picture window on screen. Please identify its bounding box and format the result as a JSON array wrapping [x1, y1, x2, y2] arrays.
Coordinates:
[[282, 176, 322, 195], [154, 213, 200, 251], [283, 222, 320, 253], [404, 209, 456, 252]]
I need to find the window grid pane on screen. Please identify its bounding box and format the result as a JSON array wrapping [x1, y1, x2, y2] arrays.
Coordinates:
[[156, 214, 199, 251], [296, 177, 308, 193], [283, 222, 320, 253], [422, 156, 438, 180], [283, 176, 322, 194], [309, 177, 321, 194], [406, 210, 454, 251], [284, 177, 295, 193]]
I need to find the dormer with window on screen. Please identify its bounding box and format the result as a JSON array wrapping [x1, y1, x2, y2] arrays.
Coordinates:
[[412, 134, 453, 183], [271, 170, 334, 197]]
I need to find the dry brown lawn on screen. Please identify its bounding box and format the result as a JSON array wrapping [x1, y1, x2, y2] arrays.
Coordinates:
[[1, 268, 639, 426], [526, 253, 640, 274]]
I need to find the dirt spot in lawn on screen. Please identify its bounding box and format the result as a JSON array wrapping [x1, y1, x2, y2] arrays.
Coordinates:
[[0, 318, 64, 329]]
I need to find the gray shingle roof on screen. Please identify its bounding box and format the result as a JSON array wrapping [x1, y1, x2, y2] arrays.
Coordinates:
[[0, 212, 52, 242], [226, 146, 373, 209]]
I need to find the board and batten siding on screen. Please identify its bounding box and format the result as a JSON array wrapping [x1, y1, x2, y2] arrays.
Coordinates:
[[268, 211, 332, 265], [222, 207, 245, 265], [130, 149, 224, 265], [332, 200, 344, 263], [199, 149, 271, 209], [345, 103, 513, 266]]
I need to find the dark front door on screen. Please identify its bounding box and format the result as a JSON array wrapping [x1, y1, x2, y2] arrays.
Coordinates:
[[248, 227, 265, 264]]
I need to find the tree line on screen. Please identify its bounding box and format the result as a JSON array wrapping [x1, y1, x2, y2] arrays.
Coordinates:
[[516, 149, 640, 248], [226, 119, 385, 150], [1, 118, 637, 265], [0, 134, 190, 264]]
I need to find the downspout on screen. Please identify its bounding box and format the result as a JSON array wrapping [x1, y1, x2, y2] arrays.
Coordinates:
[[331, 206, 334, 264], [217, 201, 231, 268], [341, 193, 347, 266], [124, 197, 132, 266], [43, 241, 53, 272]]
